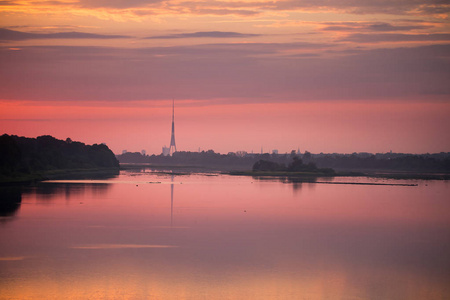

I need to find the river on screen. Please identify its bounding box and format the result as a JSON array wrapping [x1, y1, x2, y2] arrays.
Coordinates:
[[1, 170, 449, 299]]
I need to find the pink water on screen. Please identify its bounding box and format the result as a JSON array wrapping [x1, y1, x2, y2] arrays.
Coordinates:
[[1, 172, 449, 299]]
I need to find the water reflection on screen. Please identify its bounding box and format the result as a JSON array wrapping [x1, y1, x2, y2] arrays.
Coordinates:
[[1, 173, 449, 299], [252, 175, 319, 184], [171, 174, 174, 228], [0, 182, 112, 223], [0, 187, 22, 222], [33, 183, 111, 203], [251, 175, 320, 192]]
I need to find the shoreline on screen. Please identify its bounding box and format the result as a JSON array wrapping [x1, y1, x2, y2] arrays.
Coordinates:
[[0, 167, 119, 185], [120, 163, 450, 180], [2, 165, 449, 185], [228, 170, 450, 180]]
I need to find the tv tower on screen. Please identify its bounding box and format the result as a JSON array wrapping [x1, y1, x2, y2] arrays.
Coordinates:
[[169, 99, 177, 156]]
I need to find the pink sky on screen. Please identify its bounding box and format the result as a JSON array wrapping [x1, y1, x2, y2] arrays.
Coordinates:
[[0, 1, 449, 154], [1, 99, 448, 154]]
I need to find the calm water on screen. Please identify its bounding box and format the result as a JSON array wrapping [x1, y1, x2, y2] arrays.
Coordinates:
[[1, 171, 449, 299]]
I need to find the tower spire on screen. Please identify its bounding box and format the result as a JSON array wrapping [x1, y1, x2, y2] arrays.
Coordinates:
[[169, 99, 177, 156]]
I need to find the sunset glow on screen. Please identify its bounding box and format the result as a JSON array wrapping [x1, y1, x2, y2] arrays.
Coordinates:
[[1, 0, 449, 153]]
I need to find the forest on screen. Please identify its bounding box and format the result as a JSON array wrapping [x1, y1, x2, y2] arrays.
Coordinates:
[[0, 134, 119, 182]]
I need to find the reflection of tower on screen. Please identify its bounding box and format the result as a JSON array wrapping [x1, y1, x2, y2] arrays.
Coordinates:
[[169, 99, 177, 156], [170, 174, 174, 228]]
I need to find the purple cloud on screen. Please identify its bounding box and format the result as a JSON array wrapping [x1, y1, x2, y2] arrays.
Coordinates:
[[321, 22, 432, 32], [340, 33, 450, 43], [0, 28, 131, 41], [274, 0, 450, 15], [146, 31, 261, 39]]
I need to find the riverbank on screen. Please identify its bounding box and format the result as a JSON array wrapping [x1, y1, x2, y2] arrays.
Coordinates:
[[119, 163, 450, 180], [228, 170, 450, 180], [0, 167, 119, 185]]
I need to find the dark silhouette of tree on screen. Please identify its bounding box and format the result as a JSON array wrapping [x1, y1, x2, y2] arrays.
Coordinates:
[[0, 134, 21, 175], [303, 151, 312, 163], [253, 160, 286, 171], [0, 134, 119, 182], [287, 156, 309, 171]]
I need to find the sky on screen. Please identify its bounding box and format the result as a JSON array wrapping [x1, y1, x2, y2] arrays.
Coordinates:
[[0, 0, 449, 155]]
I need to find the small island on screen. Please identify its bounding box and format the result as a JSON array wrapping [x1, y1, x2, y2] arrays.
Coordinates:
[[0, 134, 119, 183], [230, 156, 336, 177]]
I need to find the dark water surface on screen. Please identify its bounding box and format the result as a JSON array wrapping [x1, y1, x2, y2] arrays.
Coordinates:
[[1, 171, 449, 299]]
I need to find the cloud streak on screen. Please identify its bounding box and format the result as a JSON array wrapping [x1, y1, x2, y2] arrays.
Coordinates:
[[321, 22, 433, 32], [0, 28, 131, 41], [78, 0, 164, 9], [146, 31, 261, 39], [11, 0, 450, 17], [341, 33, 450, 43], [273, 0, 450, 15], [71, 244, 179, 249]]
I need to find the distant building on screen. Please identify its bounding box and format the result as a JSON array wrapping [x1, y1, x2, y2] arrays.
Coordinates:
[[141, 149, 146, 156], [272, 149, 278, 155], [122, 150, 127, 154], [162, 99, 177, 156], [162, 146, 170, 156], [169, 99, 177, 156]]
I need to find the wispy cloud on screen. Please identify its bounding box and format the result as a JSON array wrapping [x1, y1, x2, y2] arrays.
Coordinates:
[[146, 31, 261, 39], [169, 0, 450, 17], [0, 256, 26, 261], [78, 0, 164, 9], [184, 8, 260, 16], [0, 28, 131, 41], [0, 1, 18, 5], [273, 0, 450, 15], [71, 244, 179, 249], [20, 0, 450, 17], [321, 22, 432, 32], [340, 33, 450, 43]]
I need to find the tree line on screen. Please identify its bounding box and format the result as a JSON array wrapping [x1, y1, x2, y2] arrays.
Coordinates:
[[0, 134, 119, 181], [117, 149, 450, 173]]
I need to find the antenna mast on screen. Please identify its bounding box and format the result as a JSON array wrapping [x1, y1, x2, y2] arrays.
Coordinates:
[[169, 99, 177, 156]]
